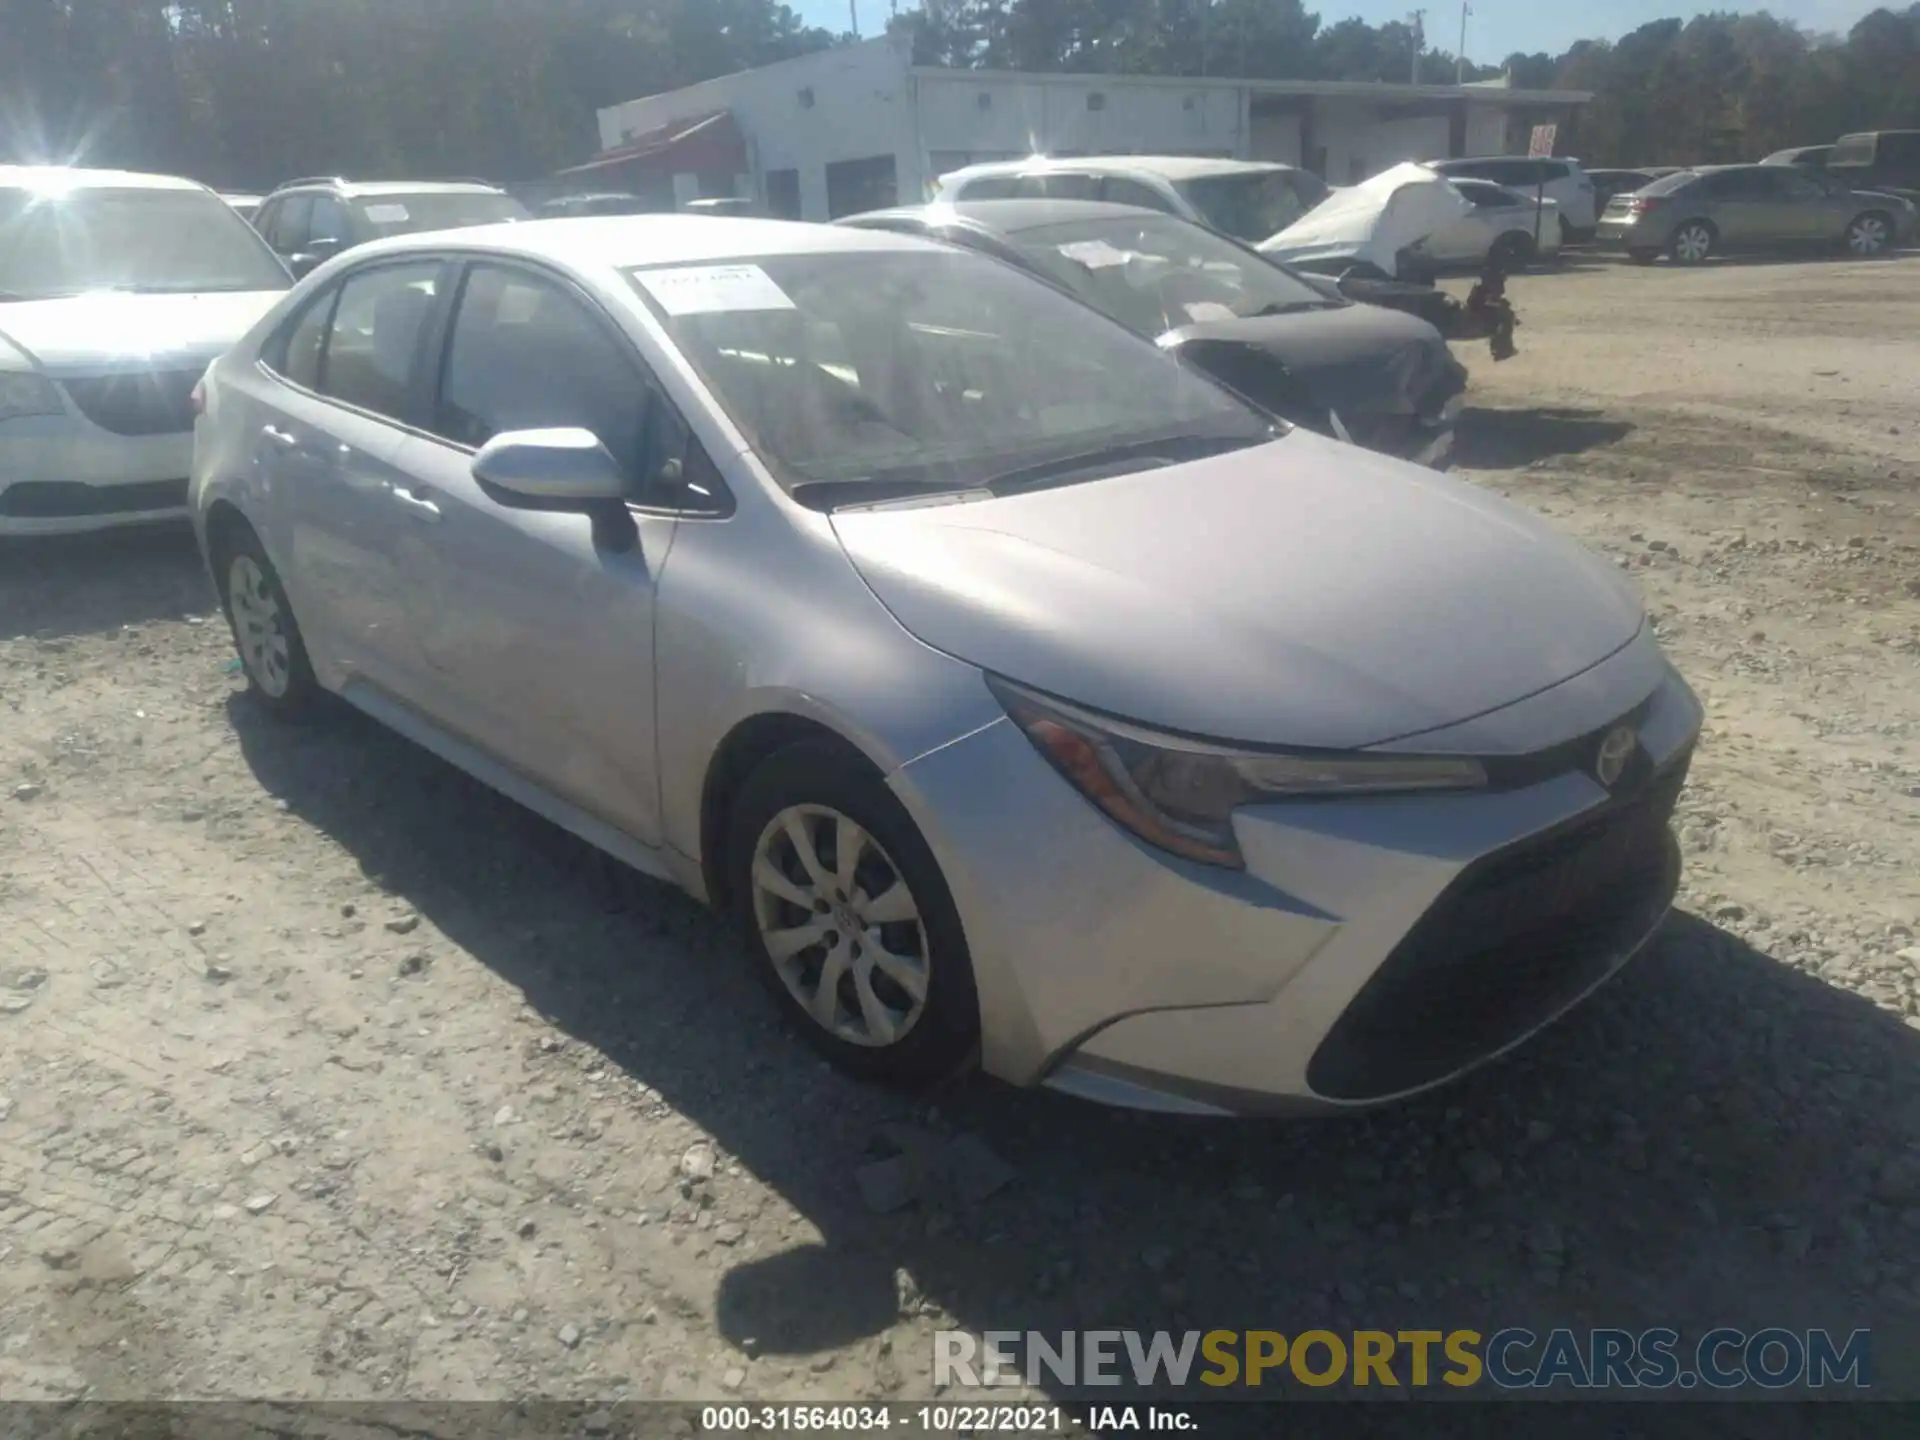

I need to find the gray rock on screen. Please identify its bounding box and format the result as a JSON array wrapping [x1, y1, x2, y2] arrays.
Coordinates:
[[0, 994, 34, 1016], [680, 1145, 716, 1182], [714, 1222, 746, 1247], [558, 1323, 582, 1349], [0, 1096, 12, 1122], [722, 1366, 747, 1392], [11, 783, 41, 802], [856, 1156, 915, 1214], [243, 1193, 277, 1215], [385, 913, 422, 935], [944, 1133, 1016, 1203]]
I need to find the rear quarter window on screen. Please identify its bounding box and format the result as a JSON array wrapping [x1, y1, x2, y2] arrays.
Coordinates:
[[1829, 136, 1876, 166]]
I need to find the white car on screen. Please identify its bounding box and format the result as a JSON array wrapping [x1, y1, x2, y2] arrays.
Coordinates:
[[0, 166, 292, 536], [1426, 178, 1564, 269], [933, 156, 1330, 245], [1425, 156, 1599, 240]]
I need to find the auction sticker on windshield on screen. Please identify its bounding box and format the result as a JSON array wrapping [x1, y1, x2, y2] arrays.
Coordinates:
[[637, 264, 796, 316]]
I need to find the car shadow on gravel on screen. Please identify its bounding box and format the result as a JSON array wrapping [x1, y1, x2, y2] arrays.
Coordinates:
[[226, 697, 1920, 1407], [0, 524, 214, 640], [1454, 406, 1633, 470]]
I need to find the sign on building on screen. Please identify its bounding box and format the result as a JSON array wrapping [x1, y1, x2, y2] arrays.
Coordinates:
[[1528, 123, 1559, 159]]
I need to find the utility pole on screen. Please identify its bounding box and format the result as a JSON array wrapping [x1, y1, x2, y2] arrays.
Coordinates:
[[850, 0, 859, 38], [1409, 9, 1425, 86], [1457, 3, 1470, 84]]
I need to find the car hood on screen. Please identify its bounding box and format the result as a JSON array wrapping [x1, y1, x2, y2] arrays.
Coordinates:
[[1160, 302, 1464, 420], [0, 290, 286, 376], [831, 431, 1645, 751], [1258, 163, 1474, 276]]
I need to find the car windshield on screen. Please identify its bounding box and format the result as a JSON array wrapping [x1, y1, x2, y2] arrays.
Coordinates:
[[0, 185, 290, 300], [1828, 137, 1875, 166], [628, 249, 1276, 505], [1174, 170, 1329, 243], [1009, 213, 1337, 336], [353, 192, 529, 237]]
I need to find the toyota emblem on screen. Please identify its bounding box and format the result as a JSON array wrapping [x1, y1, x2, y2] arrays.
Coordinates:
[[1595, 726, 1638, 788]]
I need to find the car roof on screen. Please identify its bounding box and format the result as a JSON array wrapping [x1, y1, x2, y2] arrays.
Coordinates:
[[336, 214, 951, 271], [942, 155, 1299, 184], [0, 164, 212, 193], [270, 179, 508, 199], [1430, 155, 1583, 168], [857, 198, 1179, 235]]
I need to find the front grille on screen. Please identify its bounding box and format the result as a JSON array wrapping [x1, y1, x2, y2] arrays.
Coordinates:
[[0, 478, 189, 518], [1306, 749, 1691, 1102], [61, 369, 202, 436]]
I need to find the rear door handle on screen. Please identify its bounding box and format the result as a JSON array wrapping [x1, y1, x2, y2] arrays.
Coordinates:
[[390, 488, 442, 522]]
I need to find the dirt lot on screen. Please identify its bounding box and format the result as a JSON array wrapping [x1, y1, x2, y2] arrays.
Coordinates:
[[3, 252, 1919, 1419]]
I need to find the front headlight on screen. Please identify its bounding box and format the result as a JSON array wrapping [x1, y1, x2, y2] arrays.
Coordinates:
[[988, 676, 1487, 869], [0, 373, 64, 422]]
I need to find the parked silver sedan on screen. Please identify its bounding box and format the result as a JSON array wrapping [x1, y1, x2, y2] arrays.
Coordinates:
[[191, 216, 1702, 1115]]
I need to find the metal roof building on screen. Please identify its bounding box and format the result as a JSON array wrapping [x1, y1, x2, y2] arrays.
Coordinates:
[[580, 35, 1592, 222]]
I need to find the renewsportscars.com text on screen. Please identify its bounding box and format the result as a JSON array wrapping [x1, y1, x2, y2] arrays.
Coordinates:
[[934, 1327, 1872, 1391]]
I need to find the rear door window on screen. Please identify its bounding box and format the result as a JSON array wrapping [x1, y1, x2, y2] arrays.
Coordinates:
[[308, 195, 353, 247], [316, 261, 443, 424], [1099, 177, 1176, 213]]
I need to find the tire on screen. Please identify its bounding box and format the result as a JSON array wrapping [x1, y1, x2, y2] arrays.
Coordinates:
[[213, 522, 318, 716], [1669, 221, 1715, 264], [1625, 247, 1660, 266], [727, 738, 980, 1087], [1489, 232, 1534, 272], [1844, 211, 1892, 258]]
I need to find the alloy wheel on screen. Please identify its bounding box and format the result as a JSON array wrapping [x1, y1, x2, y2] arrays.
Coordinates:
[[749, 803, 930, 1048], [1674, 224, 1712, 263], [1847, 215, 1888, 256], [228, 554, 291, 698]]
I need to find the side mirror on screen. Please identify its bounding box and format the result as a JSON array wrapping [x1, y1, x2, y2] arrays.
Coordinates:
[[472, 427, 628, 505], [289, 237, 344, 278], [473, 428, 636, 551]]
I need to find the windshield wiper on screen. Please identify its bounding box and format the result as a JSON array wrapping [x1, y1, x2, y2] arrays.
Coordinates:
[[982, 432, 1264, 496], [1249, 299, 1342, 317], [789, 477, 982, 512]]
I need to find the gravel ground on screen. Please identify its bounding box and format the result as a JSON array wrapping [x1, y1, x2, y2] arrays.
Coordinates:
[[2, 252, 1918, 1420]]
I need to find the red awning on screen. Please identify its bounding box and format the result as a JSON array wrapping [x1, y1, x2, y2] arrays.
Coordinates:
[[558, 111, 748, 179]]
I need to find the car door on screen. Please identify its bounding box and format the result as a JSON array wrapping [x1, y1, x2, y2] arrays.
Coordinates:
[[1428, 183, 1506, 262], [387, 259, 694, 845], [1708, 169, 1792, 246], [1774, 169, 1846, 241], [257, 257, 449, 696]]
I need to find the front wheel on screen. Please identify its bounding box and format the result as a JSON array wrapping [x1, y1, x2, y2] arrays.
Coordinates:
[[1845, 211, 1892, 258], [727, 739, 980, 1087], [1489, 232, 1535, 273], [1670, 221, 1715, 264]]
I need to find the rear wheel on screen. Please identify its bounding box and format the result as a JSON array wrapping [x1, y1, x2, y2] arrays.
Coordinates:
[[1844, 211, 1892, 258], [1670, 221, 1715, 264], [215, 525, 317, 716]]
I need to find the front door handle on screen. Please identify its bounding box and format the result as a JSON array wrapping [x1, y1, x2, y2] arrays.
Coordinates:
[[390, 488, 442, 522]]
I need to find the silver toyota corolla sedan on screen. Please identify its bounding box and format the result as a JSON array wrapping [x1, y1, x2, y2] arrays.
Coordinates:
[[190, 216, 1702, 1115]]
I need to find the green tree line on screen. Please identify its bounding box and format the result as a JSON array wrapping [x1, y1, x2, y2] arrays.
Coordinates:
[[2, 1, 1917, 186]]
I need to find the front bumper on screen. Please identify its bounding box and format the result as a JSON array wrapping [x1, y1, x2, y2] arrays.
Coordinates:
[[891, 635, 1702, 1115], [0, 414, 192, 536]]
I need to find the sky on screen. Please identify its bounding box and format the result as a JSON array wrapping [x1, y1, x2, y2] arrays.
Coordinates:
[[795, 0, 1887, 63]]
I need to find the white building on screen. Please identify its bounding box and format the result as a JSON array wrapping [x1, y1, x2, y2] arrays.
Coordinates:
[[576, 35, 1592, 222]]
